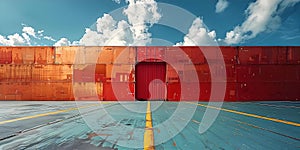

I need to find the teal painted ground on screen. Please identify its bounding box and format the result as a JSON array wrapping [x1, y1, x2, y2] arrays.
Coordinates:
[[0, 101, 299, 149]]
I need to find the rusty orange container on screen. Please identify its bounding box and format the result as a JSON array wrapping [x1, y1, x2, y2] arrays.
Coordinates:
[[0, 47, 12, 64], [34, 47, 55, 64]]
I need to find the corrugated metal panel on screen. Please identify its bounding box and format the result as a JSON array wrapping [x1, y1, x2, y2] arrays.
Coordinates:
[[23, 47, 35, 64], [98, 47, 113, 64], [85, 47, 101, 64], [103, 82, 134, 101], [34, 47, 55, 64], [113, 46, 136, 64], [277, 47, 287, 64], [237, 82, 285, 101], [166, 64, 180, 83], [238, 46, 279, 64], [137, 46, 165, 62], [0, 47, 12, 64], [1, 46, 300, 101], [181, 46, 205, 64], [284, 81, 300, 100], [32, 65, 72, 81], [12, 47, 24, 64], [287, 46, 300, 64], [135, 62, 166, 100], [165, 47, 190, 64], [167, 83, 181, 101]]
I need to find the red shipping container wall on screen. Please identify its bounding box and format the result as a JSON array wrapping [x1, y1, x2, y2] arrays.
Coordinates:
[[237, 82, 286, 101], [284, 81, 300, 100], [238, 46, 285, 64], [103, 82, 135, 101], [200, 46, 237, 64], [137, 46, 165, 62], [287, 46, 300, 64], [1, 46, 300, 101], [0, 47, 12, 64], [181, 46, 205, 64], [113, 47, 136, 64]]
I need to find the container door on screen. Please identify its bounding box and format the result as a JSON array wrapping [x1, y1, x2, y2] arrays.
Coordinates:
[[135, 62, 166, 101]]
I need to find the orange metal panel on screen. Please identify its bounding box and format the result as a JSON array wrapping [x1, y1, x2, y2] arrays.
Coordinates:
[[113, 46, 136, 64], [11, 47, 23, 64], [34, 47, 55, 64], [0, 47, 12, 64], [85, 47, 101, 64], [23, 47, 35, 64], [98, 47, 113, 64]]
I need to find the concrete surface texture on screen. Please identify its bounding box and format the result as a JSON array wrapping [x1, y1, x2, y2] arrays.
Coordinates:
[[0, 101, 299, 149]]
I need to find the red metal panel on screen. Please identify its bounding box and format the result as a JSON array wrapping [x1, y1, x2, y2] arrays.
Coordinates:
[[184, 64, 236, 83], [284, 81, 300, 100], [238, 46, 279, 64], [113, 46, 136, 64], [199, 46, 237, 64], [259, 65, 285, 82], [287, 46, 300, 64], [165, 47, 190, 64], [220, 46, 237, 64], [194, 64, 211, 82], [103, 82, 134, 101], [237, 82, 285, 101], [237, 65, 291, 82], [137, 47, 165, 62], [135, 62, 166, 100], [0, 47, 12, 64], [167, 82, 181, 101], [277, 47, 287, 64], [166, 64, 180, 83], [285, 65, 299, 81], [236, 65, 260, 82], [180, 46, 205, 64]]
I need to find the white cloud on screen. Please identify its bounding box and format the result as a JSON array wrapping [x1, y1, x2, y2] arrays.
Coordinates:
[[22, 26, 36, 38], [175, 17, 217, 46], [112, 0, 121, 4], [79, 0, 161, 46], [215, 0, 229, 13], [0, 25, 58, 46], [0, 33, 26, 46], [123, 0, 161, 45], [79, 14, 133, 46], [54, 38, 71, 46], [224, 0, 300, 44], [22, 33, 31, 45], [44, 36, 56, 41]]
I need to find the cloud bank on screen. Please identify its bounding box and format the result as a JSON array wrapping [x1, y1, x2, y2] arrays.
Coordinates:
[[175, 18, 217, 46], [224, 0, 300, 44]]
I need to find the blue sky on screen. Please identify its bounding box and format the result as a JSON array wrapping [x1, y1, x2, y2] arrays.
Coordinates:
[[0, 0, 299, 46]]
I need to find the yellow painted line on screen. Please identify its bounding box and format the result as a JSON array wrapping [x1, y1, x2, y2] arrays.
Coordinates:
[[186, 102, 300, 127], [0, 103, 106, 125], [144, 101, 155, 150], [192, 119, 201, 124]]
